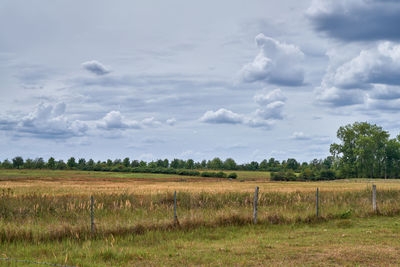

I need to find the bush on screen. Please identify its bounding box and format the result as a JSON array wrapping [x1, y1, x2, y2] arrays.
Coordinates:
[[200, 171, 227, 178], [228, 173, 237, 179], [270, 172, 286, 181], [271, 171, 302, 181], [319, 169, 336, 180], [176, 169, 200, 176]]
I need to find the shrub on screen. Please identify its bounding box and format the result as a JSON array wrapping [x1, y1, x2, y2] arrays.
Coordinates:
[[228, 173, 237, 179], [319, 169, 336, 180], [200, 171, 227, 178]]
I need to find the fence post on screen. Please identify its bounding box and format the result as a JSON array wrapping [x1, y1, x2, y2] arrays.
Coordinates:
[[372, 184, 376, 212], [174, 191, 178, 225], [91, 195, 94, 233], [253, 186, 259, 224], [316, 188, 319, 217]]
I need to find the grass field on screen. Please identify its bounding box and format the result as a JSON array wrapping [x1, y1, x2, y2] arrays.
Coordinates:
[[1, 169, 400, 266]]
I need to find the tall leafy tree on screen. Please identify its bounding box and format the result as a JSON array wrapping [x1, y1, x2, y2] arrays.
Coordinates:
[[12, 156, 24, 169], [330, 122, 390, 178], [47, 157, 56, 169]]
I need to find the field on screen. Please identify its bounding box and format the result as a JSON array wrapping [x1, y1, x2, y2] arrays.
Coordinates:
[[1, 169, 400, 266]]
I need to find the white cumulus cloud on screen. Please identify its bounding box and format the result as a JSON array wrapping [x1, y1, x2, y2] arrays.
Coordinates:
[[240, 34, 305, 86], [97, 111, 163, 130], [0, 102, 88, 139], [315, 42, 400, 108], [200, 108, 244, 124], [200, 89, 286, 129]]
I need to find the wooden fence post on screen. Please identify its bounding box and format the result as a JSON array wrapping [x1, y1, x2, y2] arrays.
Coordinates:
[[91, 195, 94, 233], [316, 188, 319, 217], [174, 191, 178, 225], [372, 184, 376, 212], [253, 186, 259, 224]]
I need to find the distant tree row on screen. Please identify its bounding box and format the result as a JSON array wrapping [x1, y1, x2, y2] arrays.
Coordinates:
[[2, 122, 400, 180], [0, 155, 332, 173]]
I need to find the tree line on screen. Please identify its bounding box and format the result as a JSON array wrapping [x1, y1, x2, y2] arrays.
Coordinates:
[[0, 155, 330, 173], [1, 122, 400, 180]]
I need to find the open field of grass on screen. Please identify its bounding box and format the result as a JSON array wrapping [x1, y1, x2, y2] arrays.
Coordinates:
[[2, 169, 400, 195], [2, 169, 400, 266], [2, 216, 400, 266]]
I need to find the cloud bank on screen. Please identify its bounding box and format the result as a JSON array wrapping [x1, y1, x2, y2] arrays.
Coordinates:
[[315, 42, 400, 108], [307, 0, 400, 41]]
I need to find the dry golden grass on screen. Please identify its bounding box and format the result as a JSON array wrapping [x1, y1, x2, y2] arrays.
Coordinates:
[[2, 169, 400, 196]]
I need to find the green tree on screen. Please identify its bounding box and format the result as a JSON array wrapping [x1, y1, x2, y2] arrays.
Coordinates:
[[186, 159, 194, 169], [78, 158, 86, 169], [34, 158, 45, 169], [87, 159, 95, 171], [24, 158, 34, 169], [123, 157, 131, 167], [67, 157, 77, 169], [330, 122, 390, 178], [2, 159, 12, 169], [286, 158, 299, 171], [12, 156, 24, 169], [47, 157, 56, 169], [208, 157, 223, 169], [56, 160, 67, 170], [223, 158, 237, 170]]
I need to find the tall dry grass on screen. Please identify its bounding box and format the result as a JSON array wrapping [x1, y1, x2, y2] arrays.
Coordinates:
[[1, 188, 400, 242]]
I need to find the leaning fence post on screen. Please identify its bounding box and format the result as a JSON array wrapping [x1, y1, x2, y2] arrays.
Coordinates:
[[372, 184, 376, 212], [316, 188, 319, 217], [174, 191, 178, 225], [253, 186, 259, 224], [91, 195, 94, 233]]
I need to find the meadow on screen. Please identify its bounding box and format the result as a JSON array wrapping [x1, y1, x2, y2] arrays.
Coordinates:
[[1, 169, 400, 266]]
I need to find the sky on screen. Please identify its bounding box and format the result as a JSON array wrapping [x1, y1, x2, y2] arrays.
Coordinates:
[[1, 0, 400, 163]]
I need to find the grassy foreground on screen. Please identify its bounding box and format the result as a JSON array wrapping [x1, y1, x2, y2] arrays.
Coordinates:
[[1, 216, 400, 266], [2, 169, 400, 266]]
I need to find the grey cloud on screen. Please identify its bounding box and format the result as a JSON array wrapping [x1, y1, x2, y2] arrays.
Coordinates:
[[73, 73, 228, 89], [82, 60, 111, 76], [307, 0, 400, 41], [366, 98, 400, 112], [15, 64, 56, 85], [166, 118, 176, 126], [0, 118, 17, 131], [315, 86, 365, 107], [290, 132, 312, 140], [240, 34, 305, 86], [290, 132, 332, 145], [368, 84, 400, 100]]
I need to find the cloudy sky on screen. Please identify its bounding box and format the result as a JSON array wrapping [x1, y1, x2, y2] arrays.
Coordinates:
[[1, 0, 400, 163]]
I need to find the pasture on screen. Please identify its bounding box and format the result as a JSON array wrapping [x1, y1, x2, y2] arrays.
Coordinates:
[[1, 169, 400, 266]]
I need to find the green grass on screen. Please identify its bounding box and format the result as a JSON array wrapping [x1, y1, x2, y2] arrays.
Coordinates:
[[1, 216, 400, 266]]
